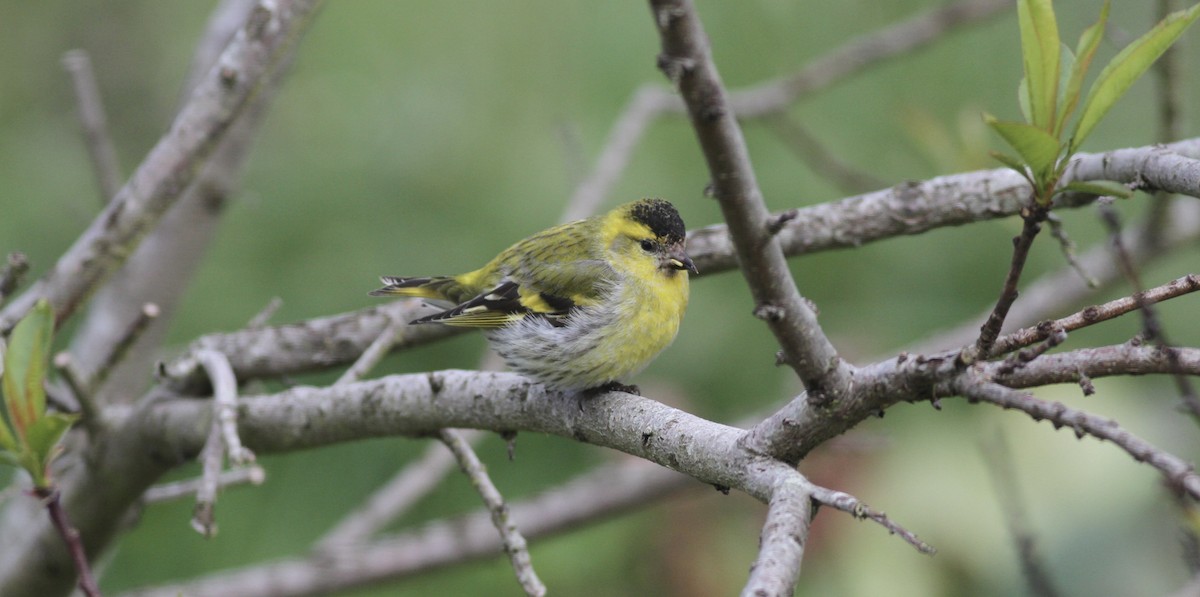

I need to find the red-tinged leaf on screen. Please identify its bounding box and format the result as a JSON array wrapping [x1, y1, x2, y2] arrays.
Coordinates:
[[3, 301, 55, 439], [2, 303, 53, 438], [1072, 3, 1200, 151]]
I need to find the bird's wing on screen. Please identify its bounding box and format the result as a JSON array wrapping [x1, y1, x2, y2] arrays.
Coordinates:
[[513, 258, 615, 307], [411, 219, 618, 328], [410, 280, 578, 328]]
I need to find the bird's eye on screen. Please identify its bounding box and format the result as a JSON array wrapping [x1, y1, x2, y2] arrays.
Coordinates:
[[639, 239, 655, 252]]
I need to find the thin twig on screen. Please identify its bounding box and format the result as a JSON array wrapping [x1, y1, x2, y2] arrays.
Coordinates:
[[968, 205, 1047, 361], [981, 430, 1061, 597], [995, 325, 1066, 376], [51, 353, 99, 427], [988, 274, 1200, 357], [742, 476, 811, 597], [246, 296, 283, 329], [143, 466, 265, 504], [87, 302, 159, 392], [0, 252, 30, 308], [806, 483, 936, 554], [911, 199, 1200, 355], [49, 304, 159, 423], [1045, 212, 1096, 287], [952, 377, 1200, 501], [191, 349, 254, 537], [62, 49, 123, 203], [192, 416, 225, 538], [316, 307, 483, 552], [195, 349, 253, 465], [33, 488, 101, 597], [766, 113, 886, 195], [989, 343, 1200, 388], [1098, 200, 1200, 423], [336, 316, 403, 385], [439, 429, 545, 597]]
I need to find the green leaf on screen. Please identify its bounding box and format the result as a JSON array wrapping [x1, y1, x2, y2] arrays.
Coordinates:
[[989, 150, 1034, 183], [16, 448, 41, 487], [1061, 180, 1134, 199], [2, 300, 54, 440], [1017, 77, 1032, 124], [985, 113, 1063, 179], [1017, 0, 1061, 131], [24, 413, 77, 487], [1056, 0, 1108, 138], [1072, 2, 1200, 151]]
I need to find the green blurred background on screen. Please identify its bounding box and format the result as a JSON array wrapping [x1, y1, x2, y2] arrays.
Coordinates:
[[2, 1, 1200, 595]]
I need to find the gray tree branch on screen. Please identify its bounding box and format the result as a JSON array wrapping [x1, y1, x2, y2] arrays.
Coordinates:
[[0, 3, 323, 595], [648, 0, 852, 404], [0, 0, 317, 334], [155, 137, 1200, 394]]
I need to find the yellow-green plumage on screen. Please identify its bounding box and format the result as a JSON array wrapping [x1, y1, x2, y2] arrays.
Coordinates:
[[370, 198, 696, 390]]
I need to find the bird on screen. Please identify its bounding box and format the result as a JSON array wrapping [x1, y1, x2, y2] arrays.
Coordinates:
[[370, 198, 697, 392]]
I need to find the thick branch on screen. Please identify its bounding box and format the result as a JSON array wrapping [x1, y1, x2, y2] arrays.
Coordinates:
[[157, 139, 1200, 390], [145, 373, 759, 495], [742, 476, 812, 597], [68, 0, 293, 402], [648, 0, 851, 400]]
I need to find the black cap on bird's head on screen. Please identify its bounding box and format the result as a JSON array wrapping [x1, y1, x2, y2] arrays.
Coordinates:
[[627, 198, 687, 246], [624, 198, 697, 275]]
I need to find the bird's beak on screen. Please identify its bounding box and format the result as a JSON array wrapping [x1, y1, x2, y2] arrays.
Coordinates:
[[667, 245, 699, 275]]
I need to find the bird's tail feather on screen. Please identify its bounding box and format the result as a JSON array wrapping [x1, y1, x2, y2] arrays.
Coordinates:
[[368, 276, 465, 302]]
